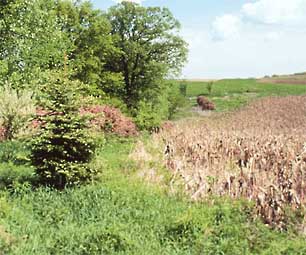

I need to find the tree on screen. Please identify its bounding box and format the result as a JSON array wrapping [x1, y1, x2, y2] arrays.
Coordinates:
[[30, 72, 96, 189], [56, 0, 124, 98], [0, 0, 72, 88], [106, 2, 188, 109]]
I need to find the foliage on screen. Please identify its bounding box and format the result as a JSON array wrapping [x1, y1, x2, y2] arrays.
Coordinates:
[[206, 81, 214, 95], [106, 2, 188, 110], [0, 181, 305, 254], [0, 140, 29, 165], [0, 140, 35, 190], [55, 0, 124, 97], [179, 81, 187, 97], [0, 84, 35, 140], [30, 73, 96, 189], [0, 0, 72, 87], [168, 88, 186, 119], [80, 105, 138, 137], [134, 97, 169, 131], [0, 163, 35, 190]]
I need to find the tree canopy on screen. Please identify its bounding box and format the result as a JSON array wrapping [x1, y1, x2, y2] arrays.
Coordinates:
[[0, 0, 71, 87], [107, 2, 188, 108]]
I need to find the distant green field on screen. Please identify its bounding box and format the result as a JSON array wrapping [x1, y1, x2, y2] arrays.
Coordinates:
[[172, 79, 306, 118]]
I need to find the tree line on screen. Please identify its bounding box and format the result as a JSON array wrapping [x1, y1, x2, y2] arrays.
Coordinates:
[[0, 0, 188, 130]]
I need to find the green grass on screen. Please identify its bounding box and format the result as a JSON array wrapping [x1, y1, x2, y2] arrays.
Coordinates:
[[172, 79, 306, 118], [1, 137, 306, 254], [1, 177, 306, 254]]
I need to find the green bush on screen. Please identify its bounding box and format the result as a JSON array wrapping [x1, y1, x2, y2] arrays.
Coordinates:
[[30, 73, 96, 189], [179, 81, 187, 96], [206, 81, 214, 95], [168, 90, 186, 119], [0, 140, 30, 165], [0, 84, 35, 140], [134, 100, 167, 131], [0, 163, 35, 190]]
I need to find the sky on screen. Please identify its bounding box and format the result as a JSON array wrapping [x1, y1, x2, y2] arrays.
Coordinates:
[[92, 0, 306, 79]]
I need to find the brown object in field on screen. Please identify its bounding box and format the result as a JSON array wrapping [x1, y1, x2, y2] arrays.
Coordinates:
[[197, 96, 215, 110]]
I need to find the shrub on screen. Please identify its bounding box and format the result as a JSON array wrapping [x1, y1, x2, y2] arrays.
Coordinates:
[[168, 90, 186, 119], [30, 74, 96, 189], [80, 105, 138, 137], [206, 81, 213, 95], [0, 140, 30, 165], [134, 100, 166, 131], [0, 84, 35, 140], [196, 96, 215, 110], [179, 82, 187, 96], [0, 163, 35, 190]]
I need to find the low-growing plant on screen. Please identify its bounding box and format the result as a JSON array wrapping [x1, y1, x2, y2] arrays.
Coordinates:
[[206, 81, 214, 95], [179, 81, 187, 97], [0, 163, 35, 190], [30, 73, 96, 189], [0, 84, 35, 140], [0, 140, 30, 165]]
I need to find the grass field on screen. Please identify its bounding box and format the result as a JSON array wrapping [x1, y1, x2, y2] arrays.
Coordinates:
[[172, 79, 306, 118]]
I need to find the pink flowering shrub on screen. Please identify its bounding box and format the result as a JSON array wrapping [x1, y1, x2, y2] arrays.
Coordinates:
[[80, 105, 138, 137], [32, 105, 138, 137]]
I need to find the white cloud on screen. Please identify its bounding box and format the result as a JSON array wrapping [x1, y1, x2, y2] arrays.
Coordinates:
[[113, 0, 144, 4], [212, 14, 242, 40], [183, 0, 306, 78], [242, 0, 306, 25], [182, 25, 306, 79]]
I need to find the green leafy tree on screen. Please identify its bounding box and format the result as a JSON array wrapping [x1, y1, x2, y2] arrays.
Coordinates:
[[0, 0, 72, 87], [107, 2, 188, 109], [30, 72, 96, 189], [56, 0, 123, 97]]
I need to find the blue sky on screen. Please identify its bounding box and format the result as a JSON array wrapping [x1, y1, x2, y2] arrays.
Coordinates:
[[92, 0, 306, 79]]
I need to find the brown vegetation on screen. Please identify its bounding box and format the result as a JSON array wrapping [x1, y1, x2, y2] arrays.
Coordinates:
[[196, 96, 215, 110], [150, 96, 306, 229], [0, 127, 5, 141]]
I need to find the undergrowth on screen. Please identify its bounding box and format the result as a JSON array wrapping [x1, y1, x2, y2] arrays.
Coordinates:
[[0, 136, 305, 254]]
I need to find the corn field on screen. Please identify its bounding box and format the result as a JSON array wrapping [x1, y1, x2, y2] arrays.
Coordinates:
[[157, 96, 306, 229]]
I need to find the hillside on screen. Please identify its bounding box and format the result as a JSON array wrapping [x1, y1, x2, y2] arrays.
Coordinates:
[[259, 72, 306, 85]]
